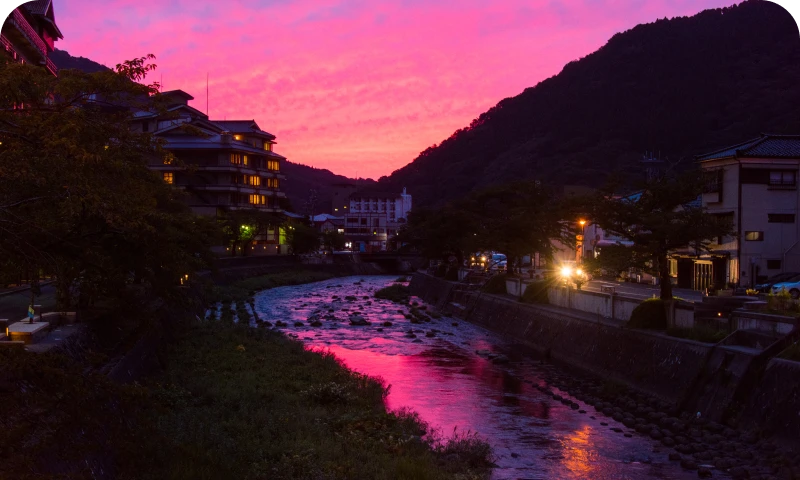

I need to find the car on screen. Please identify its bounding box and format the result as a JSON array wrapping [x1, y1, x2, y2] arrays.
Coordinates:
[[771, 278, 800, 298], [758, 272, 800, 293]]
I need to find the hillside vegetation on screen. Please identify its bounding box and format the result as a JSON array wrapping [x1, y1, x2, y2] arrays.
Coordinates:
[[380, 0, 800, 206]]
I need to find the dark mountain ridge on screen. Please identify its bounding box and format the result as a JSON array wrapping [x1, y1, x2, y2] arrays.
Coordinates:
[[378, 0, 800, 206]]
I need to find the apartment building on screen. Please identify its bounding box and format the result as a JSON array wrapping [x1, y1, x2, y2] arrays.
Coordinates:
[[1, 0, 62, 76], [700, 134, 800, 287], [343, 188, 412, 252]]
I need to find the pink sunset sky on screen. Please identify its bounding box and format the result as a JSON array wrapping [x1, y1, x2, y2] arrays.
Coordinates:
[[54, 0, 737, 179]]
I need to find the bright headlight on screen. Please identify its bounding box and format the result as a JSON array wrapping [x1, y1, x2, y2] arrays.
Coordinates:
[[561, 266, 573, 277], [576, 269, 583, 276]]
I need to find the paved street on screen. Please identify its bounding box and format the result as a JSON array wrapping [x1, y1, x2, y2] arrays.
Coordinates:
[[581, 280, 705, 303]]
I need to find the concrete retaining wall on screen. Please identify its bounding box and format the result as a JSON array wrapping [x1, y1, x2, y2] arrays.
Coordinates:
[[738, 358, 800, 442], [546, 286, 695, 326], [411, 274, 712, 405], [731, 311, 797, 336], [410, 272, 800, 439]]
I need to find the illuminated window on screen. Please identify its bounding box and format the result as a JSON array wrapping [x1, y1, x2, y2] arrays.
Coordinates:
[[264, 143, 272, 152], [249, 194, 266, 205], [267, 160, 279, 171], [163, 172, 174, 184], [247, 175, 261, 187], [745, 231, 764, 241], [243, 155, 249, 166], [230, 153, 242, 165], [266, 178, 279, 188], [163, 153, 174, 165], [234, 135, 243, 141]]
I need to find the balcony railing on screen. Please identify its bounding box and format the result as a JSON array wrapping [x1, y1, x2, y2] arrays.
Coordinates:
[[45, 56, 57, 76], [0, 34, 13, 53], [11, 9, 47, 60]]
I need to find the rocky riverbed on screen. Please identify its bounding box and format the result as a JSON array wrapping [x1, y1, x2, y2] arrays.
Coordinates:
[[232, 275, 799, 479]]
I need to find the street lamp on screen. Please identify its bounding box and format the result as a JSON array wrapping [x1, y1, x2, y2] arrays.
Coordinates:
[[577, 219, 587, 264]]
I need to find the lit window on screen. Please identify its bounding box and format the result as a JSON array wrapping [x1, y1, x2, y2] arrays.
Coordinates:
[[264, 143, 272, 152], [248, 175, 261, 187], [163, 153, 174, 165], [243, 155, 249, 166], [163, 172, 174, 184], [234, 135, 243, 141], [230, 153, 242, 165], [267, 160, 280, 171], [744, 231, 764, 241], [266, 178, 279, 188], [249, 194, 266, 205]]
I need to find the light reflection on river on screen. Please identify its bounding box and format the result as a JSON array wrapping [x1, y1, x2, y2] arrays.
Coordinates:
[[254, 276, 695, 479]]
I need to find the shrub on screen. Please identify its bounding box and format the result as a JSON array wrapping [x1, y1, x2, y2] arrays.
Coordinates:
[[667, 326, 728, 343], [627, 298, 667, 330], [520, 280, 551, 304], [482, 274, 508, 294], [779, 342, 800, 362], [434, 264, 448, 278]]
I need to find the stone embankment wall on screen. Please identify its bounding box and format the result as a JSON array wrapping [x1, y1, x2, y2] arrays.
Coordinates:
[[410, 273, 800, 442]]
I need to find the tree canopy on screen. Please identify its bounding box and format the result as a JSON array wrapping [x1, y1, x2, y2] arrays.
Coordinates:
[[0, 56, 215, 309], [587, 172, 733, 299]]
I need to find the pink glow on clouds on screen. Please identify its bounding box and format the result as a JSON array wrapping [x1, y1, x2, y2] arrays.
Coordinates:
[[54, 0, 735, 179]]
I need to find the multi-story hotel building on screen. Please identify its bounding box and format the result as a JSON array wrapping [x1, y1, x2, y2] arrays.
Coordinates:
[[343, 189, 412, 252], [1, 1, 62, 76], [142, 90, 290, 254]]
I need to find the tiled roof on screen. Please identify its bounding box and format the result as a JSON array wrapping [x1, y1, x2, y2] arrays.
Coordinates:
[[213, 120, 275, 139], [23, 0, 50, 15], [697, 134, 800, 161], [159, 133, 286, 159]]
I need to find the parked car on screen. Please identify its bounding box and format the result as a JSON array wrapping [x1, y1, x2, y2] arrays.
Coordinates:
[[757, 272, 800, 293], [771, 277, 800, 298]]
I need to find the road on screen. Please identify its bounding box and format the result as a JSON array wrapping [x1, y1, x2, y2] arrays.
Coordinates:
[[581, 280, 705, 303]]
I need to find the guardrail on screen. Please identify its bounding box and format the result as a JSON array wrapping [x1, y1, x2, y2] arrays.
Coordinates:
[[11, 9, 47, 59]]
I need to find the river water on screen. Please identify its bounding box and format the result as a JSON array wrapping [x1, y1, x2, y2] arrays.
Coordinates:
[[253, 276, 696, 479]]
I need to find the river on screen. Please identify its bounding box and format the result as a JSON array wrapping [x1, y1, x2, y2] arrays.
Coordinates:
[[253, 275, 696, 479]]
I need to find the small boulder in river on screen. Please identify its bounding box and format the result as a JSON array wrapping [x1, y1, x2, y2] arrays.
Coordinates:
[[275, 320, 287, 327], [383, 321, 393, 327], [349, 315, 371, 326], [345, 296, 357, 301], [309, 320, 323, 327], [491, 355, 510, 364], [294, 322, 304, 327]]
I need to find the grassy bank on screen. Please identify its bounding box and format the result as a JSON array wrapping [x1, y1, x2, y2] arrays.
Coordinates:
[[213, 270, 341, 302], [1, 271, 492, 479], [150, 322, 492, 479]]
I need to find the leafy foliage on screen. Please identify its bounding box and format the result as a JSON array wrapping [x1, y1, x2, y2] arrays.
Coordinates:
[[0, 56, 215, 309], [520, 280, 551, 304], [587, 172, 733, 299], [627, 298, 667, 330], [288, 224, 321, 254]]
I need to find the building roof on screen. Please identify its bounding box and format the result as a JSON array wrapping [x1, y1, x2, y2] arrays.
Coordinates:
[[697, 134, 800, 162], [312, 214, 344, 222], [22, 0, 63, 39], [157, 132, 287, 159], [213, 120, 275, 140]]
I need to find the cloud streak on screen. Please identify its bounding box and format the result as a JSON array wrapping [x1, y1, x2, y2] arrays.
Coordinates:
[[56, 0, 734, 178]]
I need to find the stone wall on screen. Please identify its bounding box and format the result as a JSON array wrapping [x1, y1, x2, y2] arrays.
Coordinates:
[[738, 358, 800, 442], [731, 311, 798, 336]]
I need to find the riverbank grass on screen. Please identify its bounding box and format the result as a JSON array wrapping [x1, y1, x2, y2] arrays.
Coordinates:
[[213, 270, 340, 302], [152, 321, 493, 479]]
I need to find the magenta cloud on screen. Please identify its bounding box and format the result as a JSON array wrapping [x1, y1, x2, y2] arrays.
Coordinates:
[[56, 0, 734, 179]]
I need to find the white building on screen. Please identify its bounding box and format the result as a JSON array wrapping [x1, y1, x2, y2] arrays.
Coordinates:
[[699, 134, 800, 288], [343, 188, 412, 252]]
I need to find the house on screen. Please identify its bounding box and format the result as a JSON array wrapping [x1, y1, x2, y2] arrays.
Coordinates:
[[1, 0, 62, 76], [312, 214, 344, 234], [141, 90, 291, 255], [343, 188, 412, 252], [699, 134, 800, 288]]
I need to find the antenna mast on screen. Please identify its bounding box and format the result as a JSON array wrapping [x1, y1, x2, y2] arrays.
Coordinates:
[[206, 73, 209, 116]]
